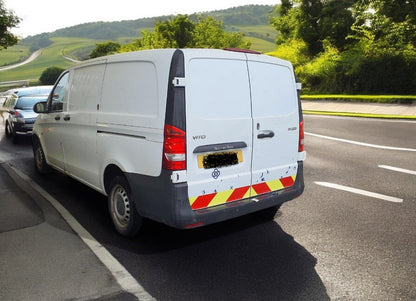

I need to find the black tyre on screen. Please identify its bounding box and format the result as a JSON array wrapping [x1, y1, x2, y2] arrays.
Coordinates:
[[33, 138, 52, 174], [108, 176, 143, 237], [5, 122, 12, 138]]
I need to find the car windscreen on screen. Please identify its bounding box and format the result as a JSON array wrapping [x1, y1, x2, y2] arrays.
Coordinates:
[[15, 96, 48, 110]]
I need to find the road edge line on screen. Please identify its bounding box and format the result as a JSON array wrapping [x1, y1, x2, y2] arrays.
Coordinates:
[[8, 164, 155, 301]]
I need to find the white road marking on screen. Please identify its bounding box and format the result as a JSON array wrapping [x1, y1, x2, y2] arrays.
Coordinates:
[[305, 114, 416, 124], [10, 166, 155, 301], [305, 132, 416, 152], [378, 165, 416, 176], [315, 181, 403, 203]]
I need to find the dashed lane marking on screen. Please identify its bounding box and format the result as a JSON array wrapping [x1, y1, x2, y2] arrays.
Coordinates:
[[315, 181, 403, 203], [305, 132, 416, 152], [378, 165, 416, 176]]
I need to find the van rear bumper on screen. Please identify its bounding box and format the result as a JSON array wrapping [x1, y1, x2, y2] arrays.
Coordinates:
[[126, 161, 304, 229]]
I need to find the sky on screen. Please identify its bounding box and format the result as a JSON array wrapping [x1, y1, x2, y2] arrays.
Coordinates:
[[5, 0, 280, 38]]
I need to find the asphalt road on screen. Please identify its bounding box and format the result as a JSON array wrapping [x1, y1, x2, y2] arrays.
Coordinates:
[[1, 115, 415, 300]]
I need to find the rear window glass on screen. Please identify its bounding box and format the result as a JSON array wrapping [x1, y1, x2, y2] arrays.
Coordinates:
[[15, 96, 47, 109]]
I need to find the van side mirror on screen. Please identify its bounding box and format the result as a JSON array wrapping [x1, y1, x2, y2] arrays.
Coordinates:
[[33, 101, 48, 113]]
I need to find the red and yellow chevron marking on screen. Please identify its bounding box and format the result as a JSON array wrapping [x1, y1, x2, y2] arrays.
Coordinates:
[[189, 175, 296, 210]]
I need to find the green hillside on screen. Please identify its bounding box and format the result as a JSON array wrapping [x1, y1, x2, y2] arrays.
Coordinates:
[[0, 5, 278, 85], [0, 38, 100, 83]]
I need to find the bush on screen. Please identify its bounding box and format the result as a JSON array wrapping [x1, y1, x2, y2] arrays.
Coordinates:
[[267, 39, 309, 69], [39, 66, 65, 85], [350, 54, 416, 95], [291, 44, 416, 95]]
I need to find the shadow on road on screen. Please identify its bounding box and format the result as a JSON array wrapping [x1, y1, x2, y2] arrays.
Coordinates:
[[131, 216, 330, 301], [10, 155, 330, 301]]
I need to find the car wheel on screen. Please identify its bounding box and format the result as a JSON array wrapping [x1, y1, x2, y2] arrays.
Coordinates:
[[108, 176, 143, 237], [33, 138, 52, 174], [5, 122, 12, 138]]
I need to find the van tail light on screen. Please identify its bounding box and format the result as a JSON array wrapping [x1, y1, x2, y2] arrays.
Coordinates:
[[298, 119, 305, 152], [162, 124, 186, 170]]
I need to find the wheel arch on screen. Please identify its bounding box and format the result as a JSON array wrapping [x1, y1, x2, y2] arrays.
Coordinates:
[[103, 164, 126, 195], [32, 133, 41, 144]]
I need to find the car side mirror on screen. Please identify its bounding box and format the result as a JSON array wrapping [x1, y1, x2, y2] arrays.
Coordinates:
[[33, 101, 48, 113]]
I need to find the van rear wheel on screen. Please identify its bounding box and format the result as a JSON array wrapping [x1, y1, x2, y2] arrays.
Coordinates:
[[108, 176, 142, 237]]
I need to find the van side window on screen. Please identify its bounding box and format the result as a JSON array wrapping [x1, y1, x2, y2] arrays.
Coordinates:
[[50, 72, 69, 112]]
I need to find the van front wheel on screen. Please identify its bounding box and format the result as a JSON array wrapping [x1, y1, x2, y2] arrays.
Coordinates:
[[108, 176, 142, 237], [33, 139, 52, 174]]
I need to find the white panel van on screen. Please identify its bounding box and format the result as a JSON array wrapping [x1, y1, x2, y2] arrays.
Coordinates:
[[33, 49, 305, 236]]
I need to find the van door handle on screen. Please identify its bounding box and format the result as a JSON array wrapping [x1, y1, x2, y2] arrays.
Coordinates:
[[257, 130, 275, 139], [54, 115, 60, 121], [63, 115, 70, 121]]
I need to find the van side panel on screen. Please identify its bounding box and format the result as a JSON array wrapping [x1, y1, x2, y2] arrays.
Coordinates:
[[99, 62, 159, 127], [97, 53, 173, 178], [61, 64, 106, 189]]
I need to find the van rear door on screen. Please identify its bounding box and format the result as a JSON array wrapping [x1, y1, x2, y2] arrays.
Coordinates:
[[184, 51, 299, 211], [247, 57, 299, 195], [185, 53, 253, 210]]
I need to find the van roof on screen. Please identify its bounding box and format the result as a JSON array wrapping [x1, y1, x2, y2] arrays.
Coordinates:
[[69, 48, 293, 71]]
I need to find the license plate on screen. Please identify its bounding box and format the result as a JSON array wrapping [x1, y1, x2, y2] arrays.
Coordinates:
[[198, 150, 243, 169]]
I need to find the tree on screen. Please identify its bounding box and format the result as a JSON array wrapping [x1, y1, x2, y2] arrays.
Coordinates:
[[89, 41, 121, 58], [39, 67, 65, 85], [351, 0, 416, 54], [0, 1, 21, 49], [193, 16, 250, 49], [271, 0, 355, 55], [120, 15, 250, 51], [270, 1, 299, 44], [269, 0, 416, 94]]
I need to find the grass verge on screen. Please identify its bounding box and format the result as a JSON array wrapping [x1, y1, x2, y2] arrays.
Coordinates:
[[302, 95, 416, 104], [303, 110, 416, 120]]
